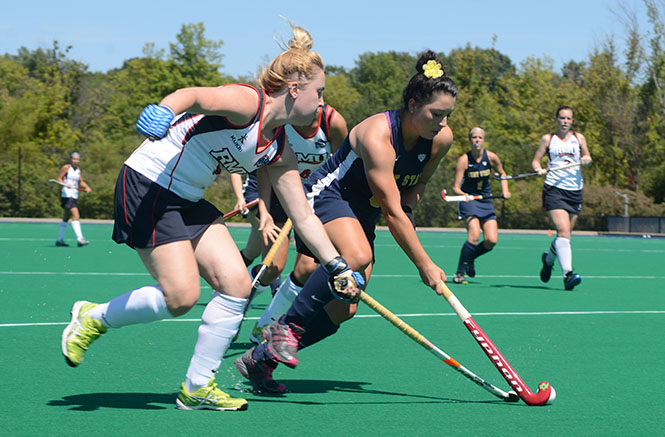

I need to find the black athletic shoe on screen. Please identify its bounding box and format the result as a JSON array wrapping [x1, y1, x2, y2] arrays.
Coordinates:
[[452, 273, 467, 284], [234, 347, 287, 395], [55, 240, 69, 247], [466, 260, 476, 278], [564, 271, 582, 291], [540, 252, 553, 283]]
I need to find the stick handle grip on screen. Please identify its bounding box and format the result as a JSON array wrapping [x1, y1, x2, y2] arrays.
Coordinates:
[[440, 281, 471, 321], [261, 218, 292, 267]]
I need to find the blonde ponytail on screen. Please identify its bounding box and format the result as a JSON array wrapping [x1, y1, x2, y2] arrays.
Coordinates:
[[256, 18, 323, 94]]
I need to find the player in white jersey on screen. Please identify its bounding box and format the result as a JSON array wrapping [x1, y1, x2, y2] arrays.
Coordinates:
[[55, 152, 91, 247], [532, 105, 592, 290], [230, 105, 346, 293], [233, 105, 351, 344], [60, 20, 363, 412]]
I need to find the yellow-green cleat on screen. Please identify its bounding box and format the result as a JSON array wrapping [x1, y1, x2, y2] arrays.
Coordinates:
[[61, 301, 107, 367], [176, 378, 248, 411], [249, 321, 267, 345]]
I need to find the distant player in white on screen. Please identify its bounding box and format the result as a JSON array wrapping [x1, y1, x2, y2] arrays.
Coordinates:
[[55, 152, 91, 247], [532, 105, 592, 290]]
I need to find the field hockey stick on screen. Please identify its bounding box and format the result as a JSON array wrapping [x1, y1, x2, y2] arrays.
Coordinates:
[[440, 189, 505, 203], [359, 291, 519, 402], [222, 198, 259, 219], [48, 179, 87, 192], [493, 162, 582, 181], [243, 218, 293, 314], [439, 281, 556, 406]]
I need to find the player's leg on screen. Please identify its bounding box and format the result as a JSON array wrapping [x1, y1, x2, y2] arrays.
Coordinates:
[[251, 252, 316, 343], [253, 216, 371, 366], [548, 209, 581, 289], [240, 212, 262, 266], [177, 219, 249, 410], [471, 219, 498, 264], [454, 217, 481, 283], [548, 209, 572, 273], [62, 240, 199, 368], [69, 206, 89, 246], [238, 217, 371, 393], [56, 205, 71, 246], [298, 263, 373, 349]]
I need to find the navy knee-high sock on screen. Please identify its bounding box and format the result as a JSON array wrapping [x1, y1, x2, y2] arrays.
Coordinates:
[[457, 241, 476, 274], [472, 241, 493, 259], [298, 309, 339, 349], [283, 265, 334, 327]]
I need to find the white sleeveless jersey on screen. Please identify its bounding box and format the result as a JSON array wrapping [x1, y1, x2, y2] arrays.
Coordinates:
[[545, 132, 583, 191], [61, 166, 81, 199], [124, 85, 285, 202], [285, 105, 336, 182]]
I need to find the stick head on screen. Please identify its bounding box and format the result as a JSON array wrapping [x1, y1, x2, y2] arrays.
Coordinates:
[[534, 381, 556, 405], [542, 382, 556, 405], [440, 189, 447, 201]]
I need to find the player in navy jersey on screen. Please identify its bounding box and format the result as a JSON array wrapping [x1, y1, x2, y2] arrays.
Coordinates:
[[60, 20, 362, 412], [55, 152, 92, 247], [235, 50, 457, 395], [532, 105, 592, 290], [451, 128, 510, 284]]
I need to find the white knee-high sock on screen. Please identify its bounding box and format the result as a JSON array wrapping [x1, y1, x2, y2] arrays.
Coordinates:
[[554, 237, 572, 276], [257, 275, 302, 328], [185, 292, 246, 392], [88, 285, 173, 328], [57, 221, 68, 241], [71, 220, 84, 240]]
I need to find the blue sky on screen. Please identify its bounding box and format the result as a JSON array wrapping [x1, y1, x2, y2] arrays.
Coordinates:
[[0, 0, 647, 78]]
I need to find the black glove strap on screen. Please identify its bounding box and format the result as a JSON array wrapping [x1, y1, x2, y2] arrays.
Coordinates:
[[324, 256, 348, 275]]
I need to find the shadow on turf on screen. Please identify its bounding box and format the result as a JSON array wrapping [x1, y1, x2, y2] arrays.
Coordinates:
[[489, 284, 554, 291], [236, 379, 511, 406], [47, 392, 177, 411]]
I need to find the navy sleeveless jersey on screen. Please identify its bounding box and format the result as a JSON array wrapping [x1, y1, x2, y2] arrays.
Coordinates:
[[305, 109, 432, 228], [460, 149, 492, 196], [457, 149, 496, 221]]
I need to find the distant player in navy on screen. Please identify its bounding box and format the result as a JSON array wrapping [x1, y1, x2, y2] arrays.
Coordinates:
[[55, 152, 91, 247], [451, 127, 510, 284], [234, 50, 457, 395], [532, 105, 592, 290], [60, 20, 363, 412]]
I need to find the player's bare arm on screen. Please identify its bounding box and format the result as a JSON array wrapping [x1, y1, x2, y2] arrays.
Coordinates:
[[328, 110, 348, 154], [453, 154, 469, 197], [532, 134, 551, 175], [489, 151, 510, 198], [356, 117, 446, 292], [578, 133, 592, 165], [160, 85, 260, 125]]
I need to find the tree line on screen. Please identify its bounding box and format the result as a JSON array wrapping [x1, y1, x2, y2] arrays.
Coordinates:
[[1, 2, 664, 230]]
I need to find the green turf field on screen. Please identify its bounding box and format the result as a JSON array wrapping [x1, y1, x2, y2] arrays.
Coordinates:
[[1, 221, 663, 435]]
